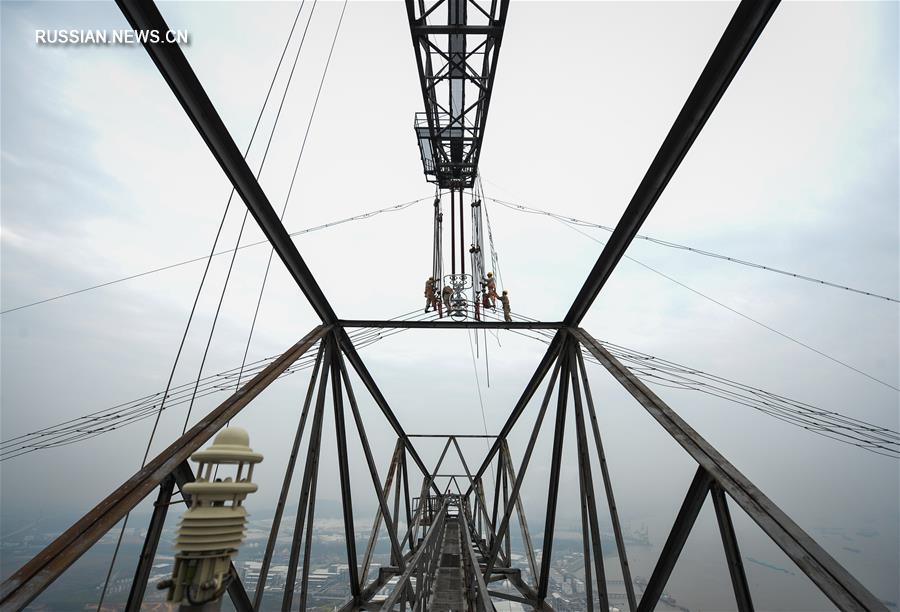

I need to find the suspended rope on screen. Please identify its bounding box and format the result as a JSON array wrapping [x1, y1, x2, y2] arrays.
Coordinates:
[[477, 177, 505, 292], [485, 195, 899, 303], [466, 329, 496, 489], [475, 177, 506, 357]]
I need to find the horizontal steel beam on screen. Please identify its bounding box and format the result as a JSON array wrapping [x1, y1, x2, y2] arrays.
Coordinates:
[[117, 0, 337, 324], [338, 319, 562, 329], [488, 590, 532, 606], [564, 0, 779, 325], [575, 328, 886, 612], [408, 434, 497, 438], [413, 24, 502, 36], [0, 326, 328, 610]]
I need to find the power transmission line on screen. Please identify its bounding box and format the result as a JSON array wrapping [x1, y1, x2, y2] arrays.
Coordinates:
[[554, 216, 899, 392], [5, 306, 896, 460], [180, 0, 323, 436], [486, 195, 899, 303], [237, 0, 347, 390], [478, 310, 899, 458], [0, 307, 435, 461], [0, 197, 430, 315]]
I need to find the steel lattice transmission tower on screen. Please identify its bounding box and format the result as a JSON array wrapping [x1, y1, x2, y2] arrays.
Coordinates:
[[0, 1, 888, 611]]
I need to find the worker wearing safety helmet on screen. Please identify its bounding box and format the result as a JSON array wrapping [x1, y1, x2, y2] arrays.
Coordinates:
[[486, 272, 498, 308], [424, 276, 436, 312], [442, 285, 454, 313]]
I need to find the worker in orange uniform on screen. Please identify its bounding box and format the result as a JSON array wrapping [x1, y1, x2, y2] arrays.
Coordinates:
[[485, 272, 498, 309], [500, 290, 511, 322], [442, 284, 453, 314], [424, 276, 436, 313]]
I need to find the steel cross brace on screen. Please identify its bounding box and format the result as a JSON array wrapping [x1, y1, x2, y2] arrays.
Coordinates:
[[574, 347, 637, 610], [283, 334, 334, 611], [482, 354, 564, 587], [360, 440, 404, 585], [124, 475, 175, 611], [337, 342, 408, 579], [569, 341, 609, 612], [637, 466, 751, 612], [252, 341, 325, 608]]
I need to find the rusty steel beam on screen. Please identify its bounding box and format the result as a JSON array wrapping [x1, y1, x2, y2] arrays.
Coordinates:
[[0, 326, 327, 610]]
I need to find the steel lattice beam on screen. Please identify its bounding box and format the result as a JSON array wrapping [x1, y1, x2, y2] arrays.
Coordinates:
[[407, 0, 510, 188]]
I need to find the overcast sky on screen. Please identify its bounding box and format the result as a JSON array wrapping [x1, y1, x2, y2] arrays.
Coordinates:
[[1, 1, 898, 609]]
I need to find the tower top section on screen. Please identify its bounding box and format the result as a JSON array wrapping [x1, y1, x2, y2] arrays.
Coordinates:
[[408, 0, 510, 189]]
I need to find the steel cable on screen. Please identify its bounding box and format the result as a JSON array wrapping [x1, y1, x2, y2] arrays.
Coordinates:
[[237, 0, 347, 389], [180, 0, 322, 435]]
